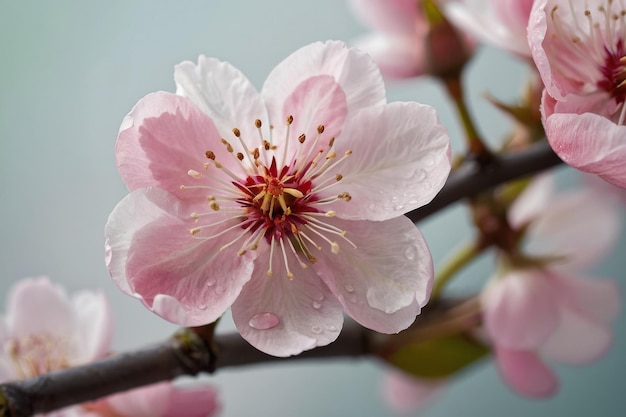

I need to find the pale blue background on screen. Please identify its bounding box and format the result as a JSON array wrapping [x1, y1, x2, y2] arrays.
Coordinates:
[[1, 1, 624, 416]]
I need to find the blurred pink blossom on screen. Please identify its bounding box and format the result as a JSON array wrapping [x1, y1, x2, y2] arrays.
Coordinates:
[[0, 277, 112, 383], [104, 382, 220, 417], [106, 40, 451, 357], [381, 370, 444, 413], [482, 176, 622, 397], [442, 0, 534, 58], [0, 278, 219, 417], [349, 0, 474, 78], [529, 0, 626, 187]]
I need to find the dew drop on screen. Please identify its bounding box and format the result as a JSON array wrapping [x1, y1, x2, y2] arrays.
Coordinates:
[[414, 168, 427, 181], [248, 312, 280, 330], [206, 279, 216, 287], [344, 284, 354, 293], [328, 325, 338, 332], [312, 301, 322, 309], [215, 285, 225, 295], [393, 204, 405, 211], [311, 325, 322, 334], [403, 245, 417, 260], [199, 304, 208, 310]]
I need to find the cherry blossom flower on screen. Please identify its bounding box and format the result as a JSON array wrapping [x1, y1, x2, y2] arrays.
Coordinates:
[[482, 176, 622, 397], [529, 0, 626, 188], [349, 0, 473, 78], [442, 0, 535, 58], [0, 277, 112, 383], [348, 0, 430, 78], [0, 278, 220, 417], [105, 41, 451, 356]]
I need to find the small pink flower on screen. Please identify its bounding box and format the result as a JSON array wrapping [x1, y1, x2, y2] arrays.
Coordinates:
[[443, 0, 535, 58], [349, 0, 474, 78], [105, 41, 451, 356], [529, 0, 626, 187], [349, 0, 430, 78], [0, 277, 113, 382], [381, 370, 444, 413], [105, 382, 220, 417], [482, 176, 622, 397]]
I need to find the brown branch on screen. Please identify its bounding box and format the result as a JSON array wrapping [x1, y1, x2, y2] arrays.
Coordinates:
[[0, 142, 563, 417], [407, 140, 562, 222]]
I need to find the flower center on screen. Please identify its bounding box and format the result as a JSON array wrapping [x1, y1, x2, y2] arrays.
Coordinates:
[[549, 1, 626, 122], [181, 116, 355, 280], [5, 333, 71, 379]]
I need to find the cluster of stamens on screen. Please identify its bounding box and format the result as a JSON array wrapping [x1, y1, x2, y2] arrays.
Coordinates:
[[180, 115, 355, 279], [549, 1, 626, 123], [6, 334, 70, 379]]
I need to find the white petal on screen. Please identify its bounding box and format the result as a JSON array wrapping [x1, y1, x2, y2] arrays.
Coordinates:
[[232, 245, 344, 357], [323, 101, 450, 221], [315, 216, 433, 333]]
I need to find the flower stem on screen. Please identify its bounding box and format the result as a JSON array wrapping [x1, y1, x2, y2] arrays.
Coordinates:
[[431, 241, 485, 300], [443, 76, 494, 163]]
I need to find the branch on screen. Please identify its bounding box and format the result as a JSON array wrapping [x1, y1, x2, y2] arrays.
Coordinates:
[[0, 141, 562, 417], [407, 140, 562, 222]]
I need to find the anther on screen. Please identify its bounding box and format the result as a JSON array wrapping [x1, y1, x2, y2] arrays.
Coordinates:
[[232, 128, 241, 137], [206, 150, 216, 160], [255, 119, 262, 128], [253, 148, 260, 160], [328, 137, 335, 147], [298, 134, 306, 143], [338, 192, 352, 202], [317, 125, 325, 134], [325, 211, 336, 217], [221, 138, 234, 153], [237, 152, 245, 161], [286, 115, 294, 125], [331, 242, 340, 254], [335, 174, 343, 181], [190, 228, 202, 236], [210, 202, 220, 211], [188, 169, 202, 179]]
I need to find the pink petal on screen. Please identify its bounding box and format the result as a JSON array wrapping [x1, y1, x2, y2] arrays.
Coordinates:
[[116, 92, 235, 201], [105, 188, 255, 327], [348, 0, 420, 34], [521, 184, 622, 270], [352, 32, 427, 79], [325, 101, 450, 221], [540, 308, 614, 365], [7, 277, 75, 339], [550, 274, 621, 323], [277, 74, 348, 164], [545, 112, 626, 188], [107, 382, 170, 417], [262, 41, 386, 125], [232, 244, 344, 357], [163, 384, 220, 417], [444, 0, 531, 57], [495, 346, 559, 398], [507, 174, 554, 229], [315, 216, 433, 333], [70, 290, 113, 362], [482, 269, 559, 350], [382, 370, 444, 413], [174, 55, 268, 146], [108, 382, 219, 417]]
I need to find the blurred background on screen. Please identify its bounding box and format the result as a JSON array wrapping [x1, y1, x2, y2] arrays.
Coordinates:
[[1, 1, 624, 416]]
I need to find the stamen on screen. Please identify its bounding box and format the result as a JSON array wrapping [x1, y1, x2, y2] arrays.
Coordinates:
[[267, 235, 276, 277], [279, 237, 295, 279]]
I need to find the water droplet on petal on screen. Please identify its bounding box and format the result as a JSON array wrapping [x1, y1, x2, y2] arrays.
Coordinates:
[[328, 325, 338, 332], [403, 246, 417, 260], [312, 301, 322, 309], [248, 312, 280, 330], [311, 325, 322, 334], [215, 285, 225, 295], [344, 284, 354, 293], [199, 304, 208, 310], [206, 279, 215, 287], [393, 204, 405, 211], [414, 168, 427, 181]]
